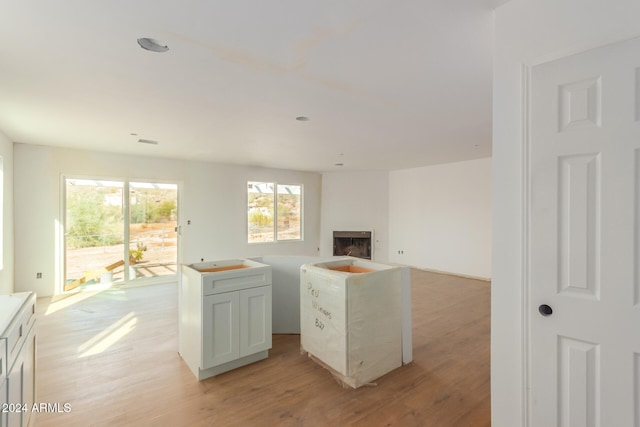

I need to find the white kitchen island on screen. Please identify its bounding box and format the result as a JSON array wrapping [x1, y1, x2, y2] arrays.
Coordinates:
[[179, 259, 272, 380], [300, 257, 411, 388]]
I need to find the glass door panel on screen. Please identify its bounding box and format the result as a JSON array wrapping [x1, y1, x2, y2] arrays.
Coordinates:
[[65, 179, 125, 291], [128, 182, 178, 280]]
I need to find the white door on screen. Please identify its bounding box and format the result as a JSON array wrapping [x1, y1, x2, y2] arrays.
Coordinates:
[[530, 37, 640, 426]]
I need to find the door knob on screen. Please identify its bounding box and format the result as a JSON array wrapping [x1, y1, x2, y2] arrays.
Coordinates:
[[538, 304, 553, 316]]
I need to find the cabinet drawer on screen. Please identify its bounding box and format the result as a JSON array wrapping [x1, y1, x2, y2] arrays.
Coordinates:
[[202, 267, 272, 296], [5, 295, 36, 370], [0, 339, 6, 383]]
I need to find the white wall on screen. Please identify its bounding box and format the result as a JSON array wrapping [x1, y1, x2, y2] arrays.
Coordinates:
[[389, 158, 492, 279], [320, 171, 390, 262], [13, 144, 321, 297], [492, 0, 640, 425], [320, 161, 492, 279], [0, 130, 13, 294], [253, 255, 337, 333]]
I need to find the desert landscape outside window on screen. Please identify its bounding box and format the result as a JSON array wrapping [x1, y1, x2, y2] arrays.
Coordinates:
[[64, 178, 178, 290], [247, 181, 302, 243]]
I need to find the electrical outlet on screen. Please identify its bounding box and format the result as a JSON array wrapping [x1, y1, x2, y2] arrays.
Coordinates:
[[36, 272, 42, 279]]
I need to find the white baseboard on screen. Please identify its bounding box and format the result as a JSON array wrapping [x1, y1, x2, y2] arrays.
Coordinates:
[[414, 266, 491, 282]]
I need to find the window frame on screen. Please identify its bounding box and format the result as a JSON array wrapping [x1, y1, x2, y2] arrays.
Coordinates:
[[247, 181, 303, 244]]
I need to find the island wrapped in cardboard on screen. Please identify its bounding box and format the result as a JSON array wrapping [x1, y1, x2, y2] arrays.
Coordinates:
[[300, 257, 412, 388]]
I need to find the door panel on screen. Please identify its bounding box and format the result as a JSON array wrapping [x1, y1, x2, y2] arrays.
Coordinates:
[[0, 378, 6, 427], [558, 153, 600, 299], [128, 182, 178, 281], [636, 149, 640, 307], [239, 286, 272, 357], [636, 353, 640, 426], [202, 292, 239, 369], [65, 179, 125, 290], [530, 37, 640, 426], [557, 336, 599, 427]]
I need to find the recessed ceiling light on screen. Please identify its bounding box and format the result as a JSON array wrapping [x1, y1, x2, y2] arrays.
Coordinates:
[[137, 38, 169, 53], [296, 116, 310, 121], [138, 138, 159, 145]]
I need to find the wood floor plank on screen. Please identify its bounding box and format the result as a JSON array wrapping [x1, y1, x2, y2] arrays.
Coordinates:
[[33, 269, 490, 426]]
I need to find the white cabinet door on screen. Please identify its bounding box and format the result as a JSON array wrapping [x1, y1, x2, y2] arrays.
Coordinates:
[[6, 328, 35, 427], [7, 354, 23, 427], [240, 286, 272, 357], [0, 379, 7, 427], [22, 331, 35, 427], [202, 292, 240, 369]]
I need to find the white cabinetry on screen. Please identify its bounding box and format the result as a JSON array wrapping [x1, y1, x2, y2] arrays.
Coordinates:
[[180, 259, 272, 380], [0, 292, 36, 427], [0, 339, 6, 427]]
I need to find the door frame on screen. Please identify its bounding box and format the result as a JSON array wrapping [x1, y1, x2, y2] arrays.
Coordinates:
[[520, 35, 640, 426], [125, 179, 182, 288], [521, 62, 533, 427], [60, 174, 182, 293]]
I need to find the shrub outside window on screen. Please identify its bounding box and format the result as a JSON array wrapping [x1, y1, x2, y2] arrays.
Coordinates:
[[248, 181, 302, 243]]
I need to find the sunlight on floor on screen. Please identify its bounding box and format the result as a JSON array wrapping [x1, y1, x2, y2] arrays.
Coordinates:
[[78, 311, 137, 358], [45, 290, 101, 316]]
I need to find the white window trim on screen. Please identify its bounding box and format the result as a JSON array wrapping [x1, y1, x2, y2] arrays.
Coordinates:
[[247, 181, 304, 244]]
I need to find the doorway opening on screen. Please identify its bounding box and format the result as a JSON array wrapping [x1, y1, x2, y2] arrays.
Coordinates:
[[64, 178, 178, 291]]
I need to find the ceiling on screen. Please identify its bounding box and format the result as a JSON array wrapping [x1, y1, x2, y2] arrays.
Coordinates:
[[0, 1, 499, 173]]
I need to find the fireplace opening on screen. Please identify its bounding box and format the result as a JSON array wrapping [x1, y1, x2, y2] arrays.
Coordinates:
[[333, 231, 372, 260]]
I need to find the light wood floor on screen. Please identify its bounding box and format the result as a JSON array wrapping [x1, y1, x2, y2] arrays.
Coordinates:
[[34, 269, 490, 427]]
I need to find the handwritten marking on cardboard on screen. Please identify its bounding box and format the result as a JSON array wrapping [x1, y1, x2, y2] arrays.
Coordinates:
[[312, 300, 332, 319], [308, 282, 332, 322], [307, 283, 319, 298]]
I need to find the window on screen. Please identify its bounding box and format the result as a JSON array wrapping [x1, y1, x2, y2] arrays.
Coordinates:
[[248, 181, 302, 243]]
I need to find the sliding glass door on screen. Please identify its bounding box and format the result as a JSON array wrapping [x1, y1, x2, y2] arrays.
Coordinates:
[[64, 178, 178, 291], [128, 182, 178, 280]]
